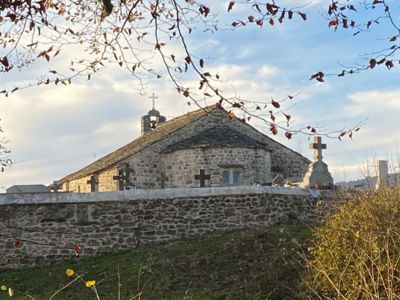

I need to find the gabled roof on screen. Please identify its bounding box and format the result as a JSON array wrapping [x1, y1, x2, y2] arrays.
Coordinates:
[[163, 125, 269, 152], [59, 104, 310, 184], [59, 105, 219, 183], [6, 184, 50, 194]]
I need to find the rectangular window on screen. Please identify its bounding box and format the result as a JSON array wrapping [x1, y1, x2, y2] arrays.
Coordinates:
[[221, 168, 241, 186]]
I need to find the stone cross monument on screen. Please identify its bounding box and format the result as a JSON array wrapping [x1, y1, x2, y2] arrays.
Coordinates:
[[300, 136, 333, 189]]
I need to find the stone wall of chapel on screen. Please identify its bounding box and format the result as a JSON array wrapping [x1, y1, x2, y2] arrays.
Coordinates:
[[64, 176, 91, 193], [206, 113, 310, 182], [98, 167, 118, 192], [163, 147, 271, 188]]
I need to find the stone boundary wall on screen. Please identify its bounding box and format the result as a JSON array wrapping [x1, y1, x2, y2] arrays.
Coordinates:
[[0, 187, 331, 269]]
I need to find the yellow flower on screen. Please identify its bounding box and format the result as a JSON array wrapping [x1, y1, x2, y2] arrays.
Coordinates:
[[8, 287, 14, 297], [85, 280, 96, 288], [65, 269, 75, 277], [1, 285, 6, 291]]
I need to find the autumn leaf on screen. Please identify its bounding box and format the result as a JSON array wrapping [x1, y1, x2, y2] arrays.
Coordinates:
[[14, 239, 21, 247], [227, 111, 235, 119], [199, 58, 204, 68], [232, 102, 241, 108], [66, 269, 75, 277], [1, 57, 9, 67], [270, 124, 278, 135], [285, 131, 292, 139], [385, 60, 394, 70], [310, 71, 324, 82], [298, 12, 307, 21], [199, 5, 210, 17], [271, 99, 280, 108], [74, 244, 81, 257], [369, 58, 377, 69], [228, 1, 235, 12]]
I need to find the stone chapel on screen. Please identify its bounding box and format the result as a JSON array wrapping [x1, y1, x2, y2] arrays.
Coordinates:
[[58, 104, 310, 192]]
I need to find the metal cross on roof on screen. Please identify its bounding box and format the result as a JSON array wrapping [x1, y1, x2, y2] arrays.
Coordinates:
[[149, 92, 158, 110], [310, 136, 327, 162]]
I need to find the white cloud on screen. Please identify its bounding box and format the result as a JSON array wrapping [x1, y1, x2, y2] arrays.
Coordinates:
[[346, 90, 400, 116]]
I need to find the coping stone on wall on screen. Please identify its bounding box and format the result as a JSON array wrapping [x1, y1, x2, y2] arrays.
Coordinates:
[[0, 186, 321, 206]]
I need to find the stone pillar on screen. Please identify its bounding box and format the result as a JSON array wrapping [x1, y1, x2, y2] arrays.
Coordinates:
[[375, 160, 389, 190]]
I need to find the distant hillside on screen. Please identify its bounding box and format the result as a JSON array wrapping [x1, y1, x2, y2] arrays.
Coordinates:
[[0, 223, 313, 300], [337, 172, 400, 190]]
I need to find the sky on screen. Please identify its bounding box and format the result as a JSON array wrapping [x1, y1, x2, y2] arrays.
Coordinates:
[[1, 0, 400, 191]]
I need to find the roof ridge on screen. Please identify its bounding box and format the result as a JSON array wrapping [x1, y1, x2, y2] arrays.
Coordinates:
[[59, 104, 220, 183]]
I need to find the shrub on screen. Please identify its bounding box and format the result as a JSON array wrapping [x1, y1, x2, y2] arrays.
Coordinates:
[[307, 188, 400, 300]]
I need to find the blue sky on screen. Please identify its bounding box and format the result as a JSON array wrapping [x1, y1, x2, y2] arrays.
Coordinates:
[[1, 0, 400, 191]]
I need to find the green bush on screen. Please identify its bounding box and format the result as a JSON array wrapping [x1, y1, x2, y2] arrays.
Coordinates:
[[307, 188, 400, 299]]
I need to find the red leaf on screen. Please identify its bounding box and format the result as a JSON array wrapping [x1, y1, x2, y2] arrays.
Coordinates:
[[385, 60, 394, 70], [298, 12, 307, 21], [270, 124, 278, 135], [271, 99, 280, 108], [369, 58, 377, 69], [183, 89, 190, 97], [285, 131, 292, 140], [14, 239, 21, 248], [269, 18, 274, 26], [1, 56, 9, 67], [328, 19, 338, 27], [74, 244, 81, 257], [228, 1, 235, 12], [232, 102, 241, 108]]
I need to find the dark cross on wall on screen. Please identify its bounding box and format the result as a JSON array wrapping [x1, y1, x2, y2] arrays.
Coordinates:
[[195, 169, 211, 188], [50, 181, 61, 192], [159, 173, 169, 189], [113, 169, 126, 191], [113, 163, 135, 190], [87, 175, 98, 192]]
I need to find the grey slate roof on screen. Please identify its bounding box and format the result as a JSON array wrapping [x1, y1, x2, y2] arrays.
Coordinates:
[[7, 185, 51, 194], [59, 105, 310, 184], [59, 105, 219, 183], [163, 125, 269, 152]]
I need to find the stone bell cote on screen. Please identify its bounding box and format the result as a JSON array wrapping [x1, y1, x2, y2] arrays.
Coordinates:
[[141, 93, 166, 134]]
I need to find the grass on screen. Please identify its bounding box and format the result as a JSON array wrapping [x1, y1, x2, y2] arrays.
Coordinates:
[[0, 222, 314, 300]]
